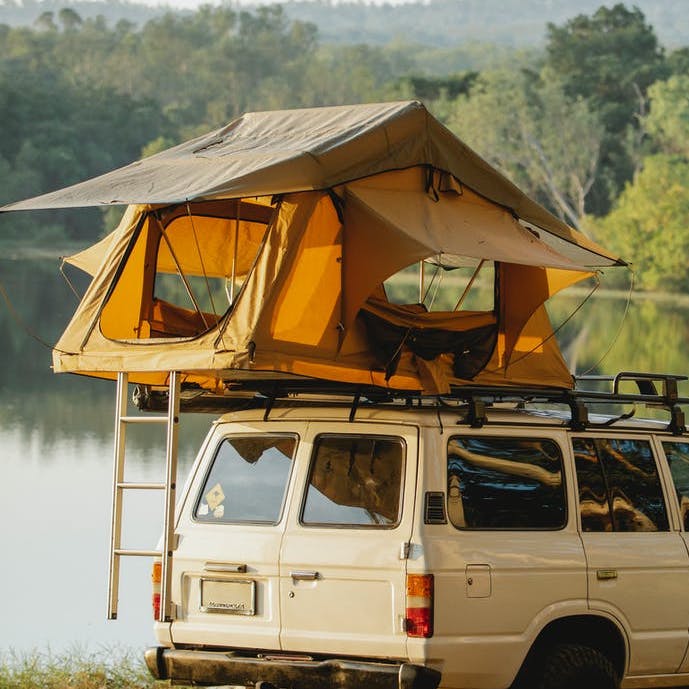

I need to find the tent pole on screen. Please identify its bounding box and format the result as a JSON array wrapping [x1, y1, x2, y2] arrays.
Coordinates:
[[160, 229, 209, 328], [186, 201, 219, 320], [230, 215, 239, 305], [418, 261, 425, 304], [454, 259, 486, 311]]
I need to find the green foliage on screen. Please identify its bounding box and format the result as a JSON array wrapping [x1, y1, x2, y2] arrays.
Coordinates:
[[400, 72, 479, 102], [546, 5, 666, 132], [644, 75, 689, 157], [590, 72, 689, 293], [593, 155, 689, 292], [0, 51, 171, 239], [544, 4, 668, 214], [447, 68, 603, 227], [667, 47, 689, 75]]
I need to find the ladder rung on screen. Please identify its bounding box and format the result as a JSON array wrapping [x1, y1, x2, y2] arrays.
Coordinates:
[[116, 482, 166, 490], [114, 548, 162, 557], [120, 415, 168, 424]]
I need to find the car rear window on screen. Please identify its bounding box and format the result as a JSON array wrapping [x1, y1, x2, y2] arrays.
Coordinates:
[[301, 435, 405, 527], [446, 436, 566, 530], [195, 434, 297, 524]]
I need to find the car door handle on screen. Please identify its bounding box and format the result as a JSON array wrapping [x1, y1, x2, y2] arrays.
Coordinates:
[[204, 562, 247, 573], [290, 570, 320, 581], [596, 569, 618, 581]]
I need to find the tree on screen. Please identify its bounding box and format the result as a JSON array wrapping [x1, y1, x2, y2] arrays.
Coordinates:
[[400, 72, 478, 102], [34, 10, 56, 31], [667, 47, 689, 76], [643, 75, 689, 157], [545, 4, 668, 215], [447, 69, 603, 229], [0, 52, 172, 239], [593, 155, 689, 292], [546, 4, 665, 131], [58, 8, 82, 31]]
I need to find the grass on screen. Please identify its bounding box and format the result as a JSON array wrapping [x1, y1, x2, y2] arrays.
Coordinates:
[[0, 647, 174, 689]]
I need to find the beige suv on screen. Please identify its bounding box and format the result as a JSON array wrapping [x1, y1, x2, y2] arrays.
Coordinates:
[[144, 375, 689, 689]]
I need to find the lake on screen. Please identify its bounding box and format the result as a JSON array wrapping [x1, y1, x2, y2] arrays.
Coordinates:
[[1, 255, 688, 653]]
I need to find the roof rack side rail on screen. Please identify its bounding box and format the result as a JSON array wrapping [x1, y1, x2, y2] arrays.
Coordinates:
[[575, 375, 614, 383], [613, 372, 688, 400]]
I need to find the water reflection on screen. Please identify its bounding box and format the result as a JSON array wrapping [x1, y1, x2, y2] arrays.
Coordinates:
[[0, 257, 215, 652], [551, 288, 689, 388], [0, 257, 211, 454]]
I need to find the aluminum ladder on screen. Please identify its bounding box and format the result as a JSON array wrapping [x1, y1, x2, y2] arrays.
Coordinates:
[[107, 371, 180, 622]]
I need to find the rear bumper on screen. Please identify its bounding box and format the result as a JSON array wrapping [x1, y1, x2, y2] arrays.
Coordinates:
[[145, 646, 441, 689]]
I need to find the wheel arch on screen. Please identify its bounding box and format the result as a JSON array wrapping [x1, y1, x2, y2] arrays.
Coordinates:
[[515, 614, 627, 685]]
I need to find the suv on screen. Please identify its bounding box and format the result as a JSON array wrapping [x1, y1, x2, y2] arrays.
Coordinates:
[[144, 374, 689, 689]]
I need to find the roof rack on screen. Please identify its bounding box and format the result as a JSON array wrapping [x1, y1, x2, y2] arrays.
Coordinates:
[[576, 371, 687, 398], [132, 371, 689, 436]]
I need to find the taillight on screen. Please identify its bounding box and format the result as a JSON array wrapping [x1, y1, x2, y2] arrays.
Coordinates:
[[406, 573, 434, 638], [152, 560, 162, 620]]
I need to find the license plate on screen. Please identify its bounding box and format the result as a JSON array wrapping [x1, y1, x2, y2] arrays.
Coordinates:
[[200, 578, 256, 615]]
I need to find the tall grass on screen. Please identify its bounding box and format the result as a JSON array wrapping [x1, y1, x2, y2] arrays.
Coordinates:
[[0, 647, 170, 689]]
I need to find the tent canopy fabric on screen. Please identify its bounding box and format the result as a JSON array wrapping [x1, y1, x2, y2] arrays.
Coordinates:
[[1, 101, 625, 394]]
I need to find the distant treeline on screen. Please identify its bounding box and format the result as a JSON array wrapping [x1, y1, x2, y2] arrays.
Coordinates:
[[1, 0, 689, 48], [0, 2, 689, 291]]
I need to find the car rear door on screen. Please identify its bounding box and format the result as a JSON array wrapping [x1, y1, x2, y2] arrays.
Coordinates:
[[656, 438, 689, 674], [279, 421, 418, 659], [573, 434, 689, 675], [170, 421, 307, 650]]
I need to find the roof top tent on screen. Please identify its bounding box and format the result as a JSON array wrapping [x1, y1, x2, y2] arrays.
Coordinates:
[[2, 100, 623, 397], [0, 100, 626, 622]]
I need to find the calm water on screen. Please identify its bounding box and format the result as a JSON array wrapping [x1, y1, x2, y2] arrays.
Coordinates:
[[1, 256, 688, 653], [0, 256, 212, 653]]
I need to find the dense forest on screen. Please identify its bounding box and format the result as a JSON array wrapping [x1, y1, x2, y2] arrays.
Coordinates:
[[0, 1, 689, 292]]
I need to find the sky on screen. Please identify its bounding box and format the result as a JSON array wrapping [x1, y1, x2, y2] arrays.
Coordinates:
[[146, 0, 421, 8]]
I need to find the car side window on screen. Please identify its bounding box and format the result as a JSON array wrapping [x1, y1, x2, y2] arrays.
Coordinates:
[[301, 435, 405, 527], [446, 436, 566, 529], [573, 437, 669, 532], [194, 434, 297, 524], [662, 441, 689, 530]]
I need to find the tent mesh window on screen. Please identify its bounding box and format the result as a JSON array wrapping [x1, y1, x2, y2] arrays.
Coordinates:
[[100, 199, 274, 340]]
